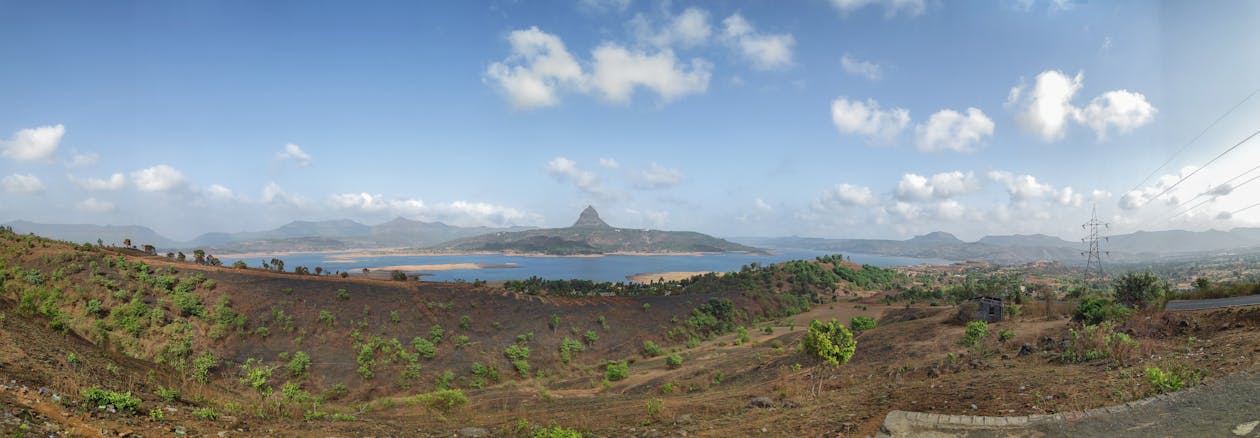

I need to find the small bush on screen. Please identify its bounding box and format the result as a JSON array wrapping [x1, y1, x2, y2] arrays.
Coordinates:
[[998, 328, 1015, 343], [642, 340, 663, 357], [1074, 298, 1132, 325], [959, 321, 989, 347], [318, 310, 336, 327], [533, 426, 582, 438], [288, 351, 311, 377], [801, 319, 857, 366], [849, 316, 876, 334], [583, 330, 598, 345], [193, 407, 219, 420], [156, 387, 180, 402], [81, 387, 140, 413], [559, 337, 585, 364], [735, 326, 750, 345], [665, 354, 683, 369], [337, 289, 349, 300], [414, 389, 468, 412], [605, 360, 629, 381], [430, 324, 445, 344], [413, 337, 436, 359]]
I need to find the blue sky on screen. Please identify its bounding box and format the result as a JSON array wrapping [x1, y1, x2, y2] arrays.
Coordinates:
[[2, 0, 1259, 241]]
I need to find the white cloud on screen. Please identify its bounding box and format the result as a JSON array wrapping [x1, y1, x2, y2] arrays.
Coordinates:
[[933, 200, 967, 220], [1009, 70, 1155, 142], [1119, 166, 1195, 210], [914, 108, 994, 152], [840, 55, 882, 80], [546, 157, 614, 198], [131, 165, 187, 192], [69, 173, 126, 191], [635, 162, 682, 189], [590, 43, 712, 103], [1077, 90, 1156, 140], [328, 193, 540, 227], [76, 198, 115, 213], [276, 143, 313, 167], [206, 184, 236, 201], [895, 171, 983, 201], [830, 97, 910, 143], [987, 170, 1057, 202], [1, 124, 64, 162], [625, 208, 669, 229], [2, 173, 44, 193], [1010, 70, 1082, 142], [598, 158, 620, 169], [578, 0, 631, 14], [484, 27, 587, 110], [630, 7, 712, 49], [818, 183, 878, 207], [754, 198, 773, 212], [65, 151, 98, 168], [828, 0, 927, 17], [261, 181, 305, 206], [720, 14, 795, 70]]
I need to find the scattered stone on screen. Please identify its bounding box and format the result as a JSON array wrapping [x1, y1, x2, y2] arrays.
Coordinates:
[[1019, 344, 1036, 356], [781, 399, 801, 408], [457, 427, 489, 437], [746, 397, 775, 409], [675, 414, 693, 425], [1233, 420, 1258, 436], [760, 427, 768, 433], [970, 404, 977, 410]]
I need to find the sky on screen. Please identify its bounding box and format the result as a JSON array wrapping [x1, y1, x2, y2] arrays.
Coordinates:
[[2, 0, 1259, 242]]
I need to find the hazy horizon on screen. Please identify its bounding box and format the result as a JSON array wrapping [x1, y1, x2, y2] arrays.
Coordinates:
[[3, 1, 1260, 242]]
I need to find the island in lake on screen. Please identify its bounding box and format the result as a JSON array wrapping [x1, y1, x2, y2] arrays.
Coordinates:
[[435, 206, 765, 256]]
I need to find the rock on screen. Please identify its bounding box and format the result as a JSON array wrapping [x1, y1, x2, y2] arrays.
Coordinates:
[[1019, 343, 1036, 356], [457, 427, 490, 437], [1232, 420, 1259, 436], [674, 414, 693, 425], [780, 399, 801, 408], [746, 397, 775, 409], [970, 404, 977, 410]]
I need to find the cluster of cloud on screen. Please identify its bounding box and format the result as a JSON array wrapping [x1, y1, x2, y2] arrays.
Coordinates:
[[828, 0, 927, 17], [807, 169, 1112, 236], [1, 124, 64, 162], [485, 8, 794, 109], [840, 54, 882, 80], [831, 97, 994, 152], [1008, 70, 1156, 141], [545, 156, 684, 199], [276, 143, 313, 167], [326, 192, 542, 227]]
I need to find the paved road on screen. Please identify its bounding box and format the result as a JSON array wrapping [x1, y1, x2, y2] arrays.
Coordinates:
[[881, 370, 1260, 437], [1165, 294, 1260, 311]]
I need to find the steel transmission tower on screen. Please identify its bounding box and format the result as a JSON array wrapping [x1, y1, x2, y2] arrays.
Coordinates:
[[1081, 205, 1110, 282]]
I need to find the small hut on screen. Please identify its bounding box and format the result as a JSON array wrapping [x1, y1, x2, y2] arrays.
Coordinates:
[[974, 296, 1004, 322]]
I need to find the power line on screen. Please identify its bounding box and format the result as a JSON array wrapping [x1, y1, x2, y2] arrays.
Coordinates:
[[1137, 127, 1260, 208], [1231, 201, 1260, 216], [1167, 162, 1260, 212], [1166, 163, 1260, 219], [1127, 87, 1260, 195]]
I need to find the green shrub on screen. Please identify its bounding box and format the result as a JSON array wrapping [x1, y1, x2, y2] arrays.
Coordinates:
[[193, 407, 219, 420], [642, 340, 663, 357], [337, 288, 349, 300], [238, 358, 276, 396], [583, 330, 598, 345], [801, 319, 857, 366], [1113, 272, 1167, 309], [156, 387, 180, 402], [191, 351, 218, 383], [318, 310, 336, 327], [959, 321, 989, 347], [288, 351, 311, 377], [430, 324, 445, 344], [1074, 298, 1133, 325], [414, 389, 468, 412], [413, 337, 436, 359], [390, 310, 401, 323], [849, 316, 876, 334], [998, 328, 1015, 343], [735, 326, 750, 345], [460, 315, 470, 329], [605, 360, 629, 381], [559, 337, 585, 364], [665, 354, 683, 369], [81, 387, 140, 413]]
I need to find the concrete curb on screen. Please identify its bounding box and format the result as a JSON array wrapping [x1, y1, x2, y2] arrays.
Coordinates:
[[879, 384, 1204, 437]]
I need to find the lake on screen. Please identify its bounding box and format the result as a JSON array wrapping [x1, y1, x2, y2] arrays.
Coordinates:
[[219, 249, 951, 283]]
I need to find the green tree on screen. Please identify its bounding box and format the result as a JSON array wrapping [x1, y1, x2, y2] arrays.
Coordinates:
[[801, 319, 856, 366], [1113, 272, 1166, 309]]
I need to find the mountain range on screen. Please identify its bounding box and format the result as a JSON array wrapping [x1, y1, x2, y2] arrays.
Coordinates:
[[8, 213, 1260, 264], [741, 227, 1260, 265]]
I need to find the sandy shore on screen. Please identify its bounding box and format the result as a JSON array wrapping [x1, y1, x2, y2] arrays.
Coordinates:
[[626, 271, 716, 283], [366, 263, 520, 271]]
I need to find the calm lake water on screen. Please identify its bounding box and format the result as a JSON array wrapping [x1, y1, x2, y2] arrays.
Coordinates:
[[220, 250, 950, 283]]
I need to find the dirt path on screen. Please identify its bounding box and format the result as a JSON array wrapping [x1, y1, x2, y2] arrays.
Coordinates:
[[881, 368, 1260, 437]]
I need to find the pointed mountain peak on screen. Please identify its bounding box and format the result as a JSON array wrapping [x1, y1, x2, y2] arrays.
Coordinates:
[[572, 205, 611, 228]]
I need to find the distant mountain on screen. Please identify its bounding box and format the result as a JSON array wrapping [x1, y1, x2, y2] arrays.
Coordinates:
[[5, 218, 532, 254], [4, 221, 179, 248], [436, 206, 764, 255], [976, 234, 1077, 248], [745, 227, 1260, 265]]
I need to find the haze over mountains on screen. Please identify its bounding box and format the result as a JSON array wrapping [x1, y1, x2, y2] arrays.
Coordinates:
[[7, 211, 1260, 263]]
